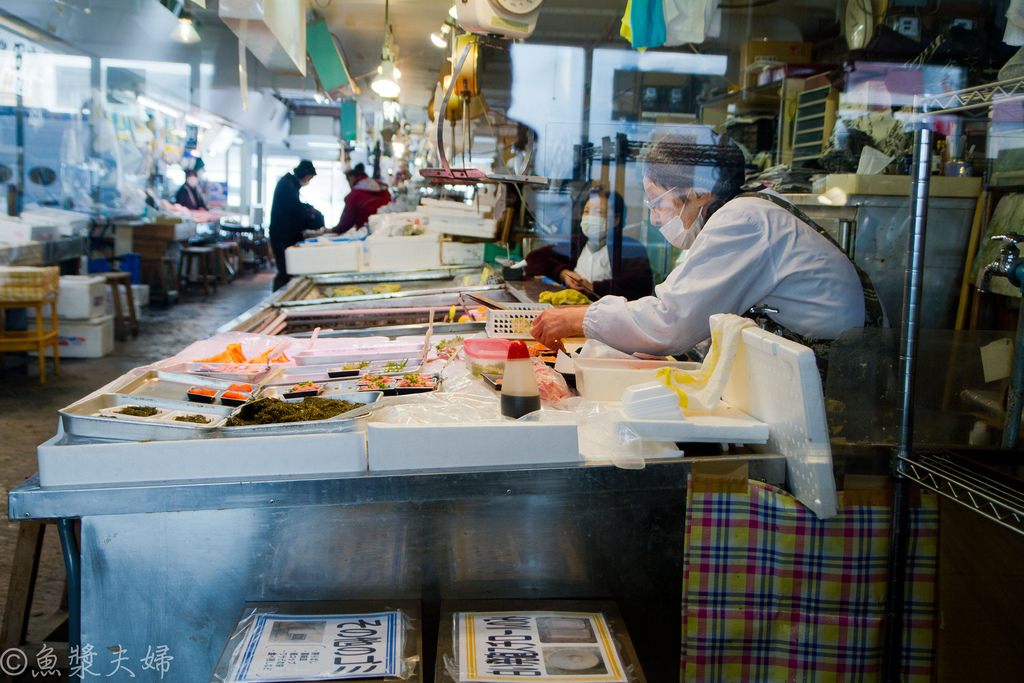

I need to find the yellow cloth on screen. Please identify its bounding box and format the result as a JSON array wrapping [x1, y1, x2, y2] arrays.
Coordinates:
[[539, 289, 589, 305], [620, 0, 633, 43], [656, 314, 754, 410]]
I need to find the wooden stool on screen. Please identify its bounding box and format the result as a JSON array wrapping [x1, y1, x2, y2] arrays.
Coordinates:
[[0, 521, 69, 676], [177, 246, 217, 298], [223, 242, 244, 278], [102, 271, 138, 341], [0, 295, 60, 384], [213, 243, 239, 283]]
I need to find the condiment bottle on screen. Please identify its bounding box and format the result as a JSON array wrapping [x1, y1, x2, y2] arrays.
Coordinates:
[[500, 340, 541, 419]]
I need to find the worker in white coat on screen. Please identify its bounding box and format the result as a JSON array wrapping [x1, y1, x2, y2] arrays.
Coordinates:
[[531, 128, 882, 357]]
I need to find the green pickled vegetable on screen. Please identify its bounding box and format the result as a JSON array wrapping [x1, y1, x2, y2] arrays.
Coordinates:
[[116, 406, 159, 417]]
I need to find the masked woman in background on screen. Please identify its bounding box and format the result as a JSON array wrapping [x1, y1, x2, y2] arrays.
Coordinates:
[[525, 186, 653, 301], [531, 128, 879, 356], [174, 170, 206, 211]]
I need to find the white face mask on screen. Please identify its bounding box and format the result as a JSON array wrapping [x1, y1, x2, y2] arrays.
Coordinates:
[[580, 215, 605, 245], [658, 194, 705, 250]]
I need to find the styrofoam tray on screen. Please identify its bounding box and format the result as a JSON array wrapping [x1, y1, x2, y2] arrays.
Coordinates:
[[615, 402, 768, 443]]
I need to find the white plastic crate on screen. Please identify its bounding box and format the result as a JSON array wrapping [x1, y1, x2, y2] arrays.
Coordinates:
[[484, 303, 551, 339]]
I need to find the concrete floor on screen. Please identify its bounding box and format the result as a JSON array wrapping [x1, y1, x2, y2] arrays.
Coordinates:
[[0, 271, 275, 675]]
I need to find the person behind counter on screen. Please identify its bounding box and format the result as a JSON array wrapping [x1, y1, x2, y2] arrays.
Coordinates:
[[531, 127, 881, 357], [174, 169, 207, 211], [331, 163, 391, 234], [269, 159, 325, 291], [525, 186, 653, 301]]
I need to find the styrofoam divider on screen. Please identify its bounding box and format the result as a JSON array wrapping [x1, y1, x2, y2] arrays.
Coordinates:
[[367, 422, 579, 471], [38, 430, 367, 487], [719, 318, 836, 519]]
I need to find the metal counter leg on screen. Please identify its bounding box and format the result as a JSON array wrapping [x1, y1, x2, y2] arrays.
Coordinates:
[[56, 519, 80, 659]]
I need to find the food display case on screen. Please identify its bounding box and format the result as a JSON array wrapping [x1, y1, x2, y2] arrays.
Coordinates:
[[9, 277, 831, 682]]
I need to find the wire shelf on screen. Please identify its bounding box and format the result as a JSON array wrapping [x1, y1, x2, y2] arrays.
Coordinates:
[[898, 451, 1024, 537]]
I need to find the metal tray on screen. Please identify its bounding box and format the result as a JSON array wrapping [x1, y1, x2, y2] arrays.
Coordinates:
[[60, 393, 234, 442], [111, 370, 253, 402], [219, 391, 384, 437]]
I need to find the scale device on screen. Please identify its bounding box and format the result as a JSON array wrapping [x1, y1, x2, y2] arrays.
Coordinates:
[[455, 0, 544, 40]]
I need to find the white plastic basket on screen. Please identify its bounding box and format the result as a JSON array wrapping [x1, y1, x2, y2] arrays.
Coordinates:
[[485, 303, 551, 339]]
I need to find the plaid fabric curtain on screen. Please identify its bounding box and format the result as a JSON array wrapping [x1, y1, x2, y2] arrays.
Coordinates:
[[681, 478, 938, 682]]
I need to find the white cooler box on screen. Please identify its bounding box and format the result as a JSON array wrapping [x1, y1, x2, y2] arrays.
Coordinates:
[[29, 314, 115, 358], [285, 241, 362, 275], [364, 234, 441, 271], [43, 275, 106, 320], [441, 241, 485, 266]]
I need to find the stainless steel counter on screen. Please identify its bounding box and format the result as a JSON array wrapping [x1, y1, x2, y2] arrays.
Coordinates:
[[9, 455, 786, 682]]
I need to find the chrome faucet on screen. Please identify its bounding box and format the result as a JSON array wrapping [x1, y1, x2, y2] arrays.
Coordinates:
[[980, 233, 1024, 293]]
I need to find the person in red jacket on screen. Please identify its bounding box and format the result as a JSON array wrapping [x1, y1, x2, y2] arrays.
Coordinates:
[[331, 163, 391, 234]]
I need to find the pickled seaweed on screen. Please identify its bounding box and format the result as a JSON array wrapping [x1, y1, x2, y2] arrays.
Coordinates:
[[225, 397, 361, 426], [116, 405, 159, 417], [174, 414, 211, 424]]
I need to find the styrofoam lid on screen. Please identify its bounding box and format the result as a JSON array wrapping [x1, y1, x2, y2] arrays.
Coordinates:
[[622, 380, 677, 403]]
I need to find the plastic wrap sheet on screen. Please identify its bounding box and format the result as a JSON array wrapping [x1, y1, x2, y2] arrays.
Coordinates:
[[372, 350, 678, 469], [438, 603, 644, 683], [0, 241, 44, 267], [211, 601, 420, 682]]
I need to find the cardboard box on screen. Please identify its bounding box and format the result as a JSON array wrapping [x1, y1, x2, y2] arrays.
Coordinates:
[[740, 40, 812, 89], [813, 173, 983, 198]]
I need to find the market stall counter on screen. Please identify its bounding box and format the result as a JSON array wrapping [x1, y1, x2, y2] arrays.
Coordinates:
[[8, 324, 826, 681]]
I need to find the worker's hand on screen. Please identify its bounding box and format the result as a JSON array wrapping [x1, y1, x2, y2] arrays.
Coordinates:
[[561, 270, 594, 294], [531, 306, 588, 352]]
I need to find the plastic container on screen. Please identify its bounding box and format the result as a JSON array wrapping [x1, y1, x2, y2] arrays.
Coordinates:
[[500, 340, 541, 419], [463, 338, 511, 377], [572, 356, 701, 402], [48, 275, 106, 320], [285, 241, 362, 275], [28, 314, 114, 358]]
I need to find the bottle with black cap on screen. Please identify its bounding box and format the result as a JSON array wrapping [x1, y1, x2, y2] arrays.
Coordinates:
[[500, 340, 541, 419]]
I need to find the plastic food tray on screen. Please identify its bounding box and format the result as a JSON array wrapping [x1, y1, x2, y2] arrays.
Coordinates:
[[485, 303, 551, 339], [60, 394, 233, 442], [219, 391, 384, 437]]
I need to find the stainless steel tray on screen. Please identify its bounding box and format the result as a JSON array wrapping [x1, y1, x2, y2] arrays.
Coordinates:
[[258, 380, 361, 400], [219, 391, 384, 437], [60, 394, 234, 442], [111, 370, 252, 402]]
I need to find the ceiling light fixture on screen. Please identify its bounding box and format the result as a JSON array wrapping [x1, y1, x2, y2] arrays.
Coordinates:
[[430, 22, 451, 49], [449, 4, 458, 19], [170, 11, 200, 44], [377, 64, 401, 79], [371, 0, 400, 99], [137, 95, 182, 118]]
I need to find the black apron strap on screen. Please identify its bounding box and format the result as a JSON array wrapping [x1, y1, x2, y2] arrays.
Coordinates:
[[738, 191, 885, 329]]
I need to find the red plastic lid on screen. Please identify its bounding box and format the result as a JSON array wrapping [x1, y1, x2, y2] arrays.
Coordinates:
[[506, 340, 530, 360]]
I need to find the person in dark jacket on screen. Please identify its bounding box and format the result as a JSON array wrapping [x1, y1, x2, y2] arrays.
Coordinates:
[[331, 163, 391, 234], [269, 160, 324, 291], [174, 170, 207, 211], [525, 186, 654, 301]]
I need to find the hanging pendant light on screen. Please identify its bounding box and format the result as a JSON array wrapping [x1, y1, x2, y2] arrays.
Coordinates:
[[170, 11, 200, 44], [371, 0, 400, 99]]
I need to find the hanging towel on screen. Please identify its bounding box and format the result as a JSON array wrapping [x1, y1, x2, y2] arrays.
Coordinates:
[[1006, 0, 1024, 45], [663, 0, 722, 46], [626, 0, 667, 50], [619, 0, 634, 44], [655, 314, 754, 410]]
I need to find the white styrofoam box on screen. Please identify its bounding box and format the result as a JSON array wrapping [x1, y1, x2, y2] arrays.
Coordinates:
[[132, 283, 150, 307], [367, 422, 579, 471], [20, 207, 92, 236], [28, 314, 114, 358], [38, 430, 367, 487], [47, 275, 106, 320], [0, 218, 33, 243], [717, 316, 836, 519], [286, 240, 362, 275], [572, 357, 702, 402], [441, 241, 485, 266], [364, 234, 441, 271], [104, 298, 143, 320], [617, 402, 768, 443]]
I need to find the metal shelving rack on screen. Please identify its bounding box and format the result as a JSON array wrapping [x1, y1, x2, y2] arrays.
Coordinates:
[[883, 75, 1024, 681]]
